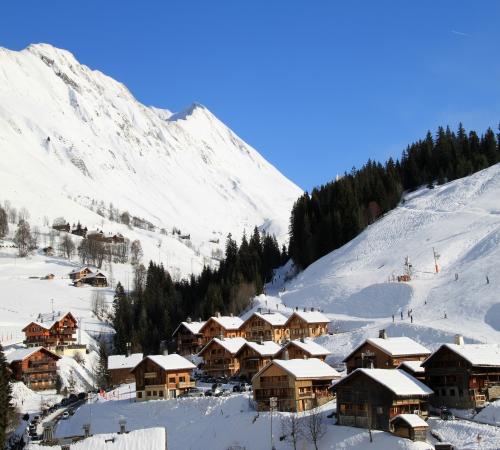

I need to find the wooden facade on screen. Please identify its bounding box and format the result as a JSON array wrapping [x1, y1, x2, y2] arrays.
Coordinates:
[[198, 338, 245, 377], [199, 316, 243, 345], [239, 312, 287, 343], [252, 359, 338, 412], [274, 339, 329, 362], [390, 415, 428, 442], [422, 344, 500, 409], [235, 342, 280, 381], [284, 311, 329, 340], [131, 355, 195, 401], [8, 347, 60, 390], [334, 369, 432, 432], [344, 337, 431, 374], [23, 312, 78, 349], [172, 321, 205, 356], [69, 267, 93, 280]]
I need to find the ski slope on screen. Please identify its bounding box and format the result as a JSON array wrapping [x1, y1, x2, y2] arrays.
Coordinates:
[[0, 43, 301, 277], [264, 164, 500, 358]]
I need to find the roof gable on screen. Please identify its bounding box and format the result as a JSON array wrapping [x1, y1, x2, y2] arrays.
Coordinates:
[[242, 311, 288, 328], [132, 354, 196, 372], [282, 339, 330, 357], [236, 340, 281, 357], [199, 337, 247, 356], [199, 316, 244, 333], [6, 346, 60, 363], [422, 343, 500, 368], [254, 358, 340, 381], [286, 310, 330, 325], [343, 337, 431, 362], [172, 320, 206, 337], [108, 353, 143, 370]]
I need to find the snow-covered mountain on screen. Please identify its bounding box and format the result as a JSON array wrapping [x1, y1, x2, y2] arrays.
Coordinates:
[[262, 163, 500, 357], [0, 43, 301, 274]]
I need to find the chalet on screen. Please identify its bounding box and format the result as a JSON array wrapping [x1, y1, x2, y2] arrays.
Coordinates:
[[199, 313, 244, 344], [6, 347, 60, 390], [198, 337, 246, 377], [343, 331, 431, 374], [131, 354, 196, 401], [23, 311, 78, 349], [111, 233, 125, 244], [53, 223, 70, 232], [87, 230, 109, 242], [398, 361, 425, 382], [69, 266, 93, 280], [235, 340, 281, 381], [71, 222, 88, 238], [421, 336, 500, 409], [240, 310, 288, 343], [390, 414, 429, 442], [284, 309, 330, 340], [275, 338, 330, 361], [108, 353, 143, 385], [75, 271, 108, 287], [172, 319, 206, 356], [333, 368, 433, 431], [252, 358, 340, 412], [42, 246, 54, 256]]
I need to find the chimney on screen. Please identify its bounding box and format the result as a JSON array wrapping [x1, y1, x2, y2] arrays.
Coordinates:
[[216, 311, 221, 318], [186, 316, 192, 323], [230, 312, 234, 317], [119, 419, 127, 434], [126, 342, 131, 357], [258, 307, 262, 314], [378, 329, 388, 340], [283, 349, 289, 360], [300, 337, 305, 343], [295, 307, 298, 311], [311, 307, 314, 312], [303, 307, 307, 312], [455, 334, 464, 346], [198, 317, 202, 323]]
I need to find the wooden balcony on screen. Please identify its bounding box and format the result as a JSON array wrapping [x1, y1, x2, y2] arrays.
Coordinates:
[[178, 381, 196, 389]]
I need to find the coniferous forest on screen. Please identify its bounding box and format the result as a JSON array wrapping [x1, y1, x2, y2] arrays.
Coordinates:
[[112, 228, 286, 354], [289, 124, 500, 269]]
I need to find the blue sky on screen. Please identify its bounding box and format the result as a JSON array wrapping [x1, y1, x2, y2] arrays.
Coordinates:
[[1, 1, 500, 191]]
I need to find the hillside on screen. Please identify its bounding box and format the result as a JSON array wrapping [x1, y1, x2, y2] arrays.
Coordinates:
[[0, 43, 301, 276], [264, 163, 500, 358]]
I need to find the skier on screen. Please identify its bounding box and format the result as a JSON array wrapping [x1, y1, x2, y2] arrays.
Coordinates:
[[400, 311, 403, 320], [410, 315, 413, 324], [392, 314, 395, 323]]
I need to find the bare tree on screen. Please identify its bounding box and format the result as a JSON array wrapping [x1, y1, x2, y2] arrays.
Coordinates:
[[133, 263, 146, 293], [52, 216, 66, 227], [8, 207, 17, 224], [18, 207, 30, 223], [130, 239, 143, 265], [14, 220, 32, 257], [91, 290, 107, 319], [0, 207, 8, 239], [304, 409, 326, 450], [60, 233, 76, 259], [31, 226, 40, 249], [281, 412, 303, 450]]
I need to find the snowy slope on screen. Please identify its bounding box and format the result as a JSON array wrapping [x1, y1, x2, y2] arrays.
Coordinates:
[[264, 164, 500, 357], [0, 43, 301, 275]]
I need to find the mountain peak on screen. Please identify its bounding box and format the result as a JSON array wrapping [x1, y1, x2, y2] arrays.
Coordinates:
[[25, 43, 79, 66], [168, 102, 209, 122]]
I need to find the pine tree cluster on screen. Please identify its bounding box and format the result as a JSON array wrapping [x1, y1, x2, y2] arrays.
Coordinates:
[[112, 228, 286, 355], [289, 124, 500, 269], [0, 344, 14, 448]]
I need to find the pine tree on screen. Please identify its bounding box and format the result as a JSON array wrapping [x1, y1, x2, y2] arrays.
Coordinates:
[[0, 344, 14, 448]]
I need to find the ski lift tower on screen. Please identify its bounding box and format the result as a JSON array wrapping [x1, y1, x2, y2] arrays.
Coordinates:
[[433, 247, 440, 273], [404, 256, 413, 280]]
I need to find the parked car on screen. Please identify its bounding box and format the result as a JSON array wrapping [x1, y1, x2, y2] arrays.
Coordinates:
[[61, 412, 70, 420], [221, 389, 232, 397], [204, 390, 213, 397], [77, 392, 88, 401], [440, 407, 455, 421], [22, 413, 30, 421], [68, 408, 76, 416], [68, 394, 78, 403]]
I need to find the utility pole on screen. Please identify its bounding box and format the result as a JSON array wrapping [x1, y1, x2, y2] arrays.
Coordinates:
[[157, 240, 162, 265], [270, 397, 277, 450], [51, 298, 54, 313], [433, 247, 440, 273]]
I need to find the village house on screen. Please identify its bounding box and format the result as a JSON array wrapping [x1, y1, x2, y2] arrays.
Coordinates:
[[198, 337, 246, 378], [390, 414, 429, 442], [172, 318, 206, 356], [71, 222, 88, 238], [52, 222, 70, 233], [74, 271, 108, 287], [132, 353, 196, 401], [421, 336, 500, 409], [235, 340, 281, 381], [199, 313, 244, 345], [284, 309, 330, 340], [23, 311, 78, 350], [275, 338, 330, 361], [108, 352, 143, 385], [333, 368, 433, 432], [252, 358, 340, 412], [239, 310, 288, 343], [343, 331, 431, 374], [398, 360, 425, 382], [6, 347, 60, 390], [69, 266, 93, 281]]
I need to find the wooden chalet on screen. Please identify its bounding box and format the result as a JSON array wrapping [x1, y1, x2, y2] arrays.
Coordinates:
[[131, 354, 196, 401], [87, 230, 109, 242], [108, 353, 143, 385], [240, 310, 288, 343], [252, 358, 340, 412], [69, 266, 93, 281], [390, 414, 429, 442], [275, 338, 330, 362], [23, 312, 78, 349], [172, 319, 206, 356], [343, 331, 431, 374], [74, 271, 108, 287], [198, 337, 246, 377], [52, 223, 70, 232], [284, 309, 330, 340], [421, 336, 500, 409], [71, 222, 88, 238], [111, 233, 125, 244], [235, 340, 281, 381], [199, 313, 244, 345], [7, 347, 60, 390], [398, 361, 425, 382], [333, 368, 433, 431]]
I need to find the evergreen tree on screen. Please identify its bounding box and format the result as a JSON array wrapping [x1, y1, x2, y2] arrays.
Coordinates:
[[0, 344, 14, 448]]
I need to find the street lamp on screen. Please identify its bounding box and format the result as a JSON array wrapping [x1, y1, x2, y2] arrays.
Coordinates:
[[270, 396, 277, 450]]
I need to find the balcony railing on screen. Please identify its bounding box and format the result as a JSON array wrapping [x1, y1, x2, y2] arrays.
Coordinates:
[[178, 381, 196, 389], [260, 381, 290, 388]]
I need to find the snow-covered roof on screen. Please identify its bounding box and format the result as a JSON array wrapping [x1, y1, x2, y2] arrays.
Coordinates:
[[252, 311, 288, 326], [289, 310, 330, 324], [337, 369, 433, 397], [428, 343, 500, 367], [398, 360, 424, 374], [283, 339, 331, 356], [344, 337, 431, 362], [262, 358, 340, 380], [107, 353, 143, 370], [82, 271, 107, 279], [141, 354, 196, 372], [69, 266, 92, 274], [24, 311, 76, 331], [390, 414, 428, 428], [238, 340, 281, 356], [172, 320, 206, 337], [209, 315, 244, 330], [6, 346, 59, 363], [201, 337, 247, 355]]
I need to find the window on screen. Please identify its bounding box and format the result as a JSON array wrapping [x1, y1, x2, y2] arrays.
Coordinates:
[[153, 390, 157, 396], [179, 377, 185, 382], [449, 389, 456, 397], [159, 391, 164, 397], [146, 391, 151, 396], [169, 377, 176, 383], [137, 392, 143, 399], [441, 389, 446, 396]]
